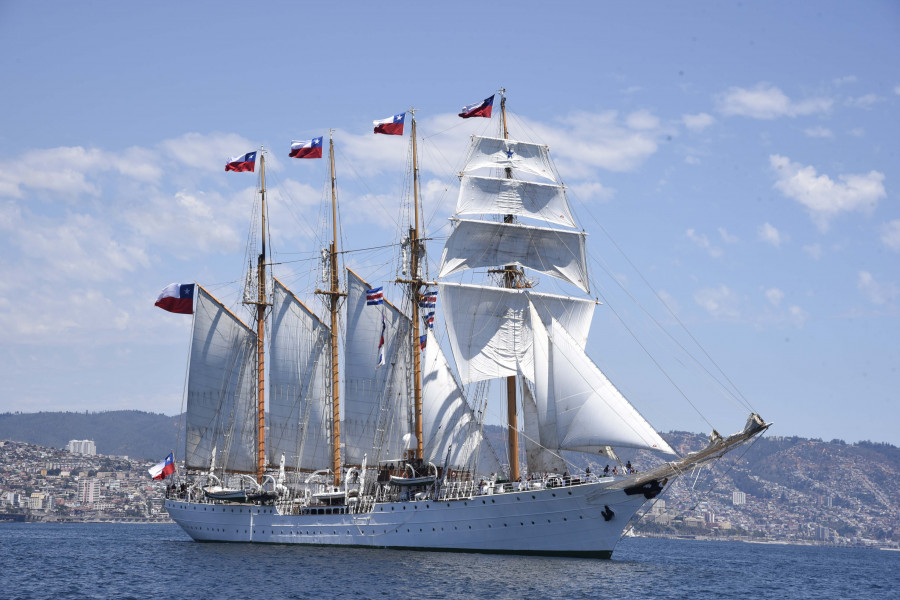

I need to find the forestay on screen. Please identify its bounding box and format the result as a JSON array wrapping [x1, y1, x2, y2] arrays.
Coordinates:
[[268, 279, 332, 471], [439, 219, 589, 293], [343, 270, 412, 465], [464, 136, 557, 183], [185, 287, 258, 472], [456, 175, 576, 228]]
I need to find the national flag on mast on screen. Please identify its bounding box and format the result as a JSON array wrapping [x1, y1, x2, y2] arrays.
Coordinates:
[[148, 453, 175, 479], [373, 113, 405, 135], [377, 314, 386, 367], [458, 95, 495, 119], [225, 151, 257, 172], [366, 287, 384, 305], [154, 283, 195, 314], [289, 137, 323, 159]]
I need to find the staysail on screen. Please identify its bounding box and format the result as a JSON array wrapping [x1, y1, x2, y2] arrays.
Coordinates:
[[528, 301, 675, 455], [185, 287, 258, 472], [268, 279, 332, 471], [343, 269, 412, 464]]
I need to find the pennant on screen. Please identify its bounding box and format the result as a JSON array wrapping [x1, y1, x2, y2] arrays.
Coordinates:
[[154, 283, 195, 314], [148, 453, 175, 480], [289, 137, 324, 159], [377, 313, 386, 367], [366, 287, 384, 305], [458, 95, 494, 119], [423, 311, 435, 329], [419, 334, 427, 351], [418, 289, 437, 309], [225, 151, 257, 172], [373, 113, 405, 135]]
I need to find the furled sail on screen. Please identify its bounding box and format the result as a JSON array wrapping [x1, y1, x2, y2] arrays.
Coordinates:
[[343, 269, 412, 464], [438, 219, 589, 293], [438, 283, 595, 385], [529, 302, 676, 455], [420, 329, 484, 469], [464, 136, 556, 183], [185, 287, 258, 472], [456, 175, 576, 228], [268, 279, 331, 471]]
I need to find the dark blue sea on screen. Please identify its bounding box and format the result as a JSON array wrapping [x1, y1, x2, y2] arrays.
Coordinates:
[[1, 523, 895, 599]]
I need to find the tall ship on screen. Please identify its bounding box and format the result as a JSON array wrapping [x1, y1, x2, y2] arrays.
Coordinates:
[[162, 92, 769, 558]]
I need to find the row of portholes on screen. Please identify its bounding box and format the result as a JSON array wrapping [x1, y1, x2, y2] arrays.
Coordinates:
[[377, 490, 575, 512]]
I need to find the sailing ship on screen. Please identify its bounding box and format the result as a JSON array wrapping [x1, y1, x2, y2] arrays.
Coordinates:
[[163, 92, 769, 558]]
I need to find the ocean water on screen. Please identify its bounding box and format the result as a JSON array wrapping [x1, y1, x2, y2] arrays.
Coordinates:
[[1, 523, 895, 599]]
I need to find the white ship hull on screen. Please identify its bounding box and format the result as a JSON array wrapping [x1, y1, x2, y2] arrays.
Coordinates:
[[166, 479, 653, 558]]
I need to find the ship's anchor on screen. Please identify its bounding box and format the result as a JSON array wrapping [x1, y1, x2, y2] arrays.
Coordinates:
[[601, 505, 614, 521]]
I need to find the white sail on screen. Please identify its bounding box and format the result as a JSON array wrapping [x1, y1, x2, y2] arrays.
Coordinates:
[[343, 270, 412, 464], [438, 283, 595, 385], [530, 302, 676, 455], [185, 287, 258, 472], [268, 279, 332, 471], [464, 136, 557, 183], [456, 175, 576, 228], [521, 379, 567, 475], [420, 329, 483, 469], [439, 219, 589, 293]]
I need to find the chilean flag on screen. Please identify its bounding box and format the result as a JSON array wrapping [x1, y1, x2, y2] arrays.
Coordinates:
[[459, 95, 494, 119], [290, 137, 323, 159], [149, 453, 175, 480], [373, 113, 405, 135], [225, 151, 257, 172], [155, 283, 195, 314]]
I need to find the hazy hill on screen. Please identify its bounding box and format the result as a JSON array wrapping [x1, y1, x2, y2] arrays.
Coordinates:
[[0, 411, 180, 460]]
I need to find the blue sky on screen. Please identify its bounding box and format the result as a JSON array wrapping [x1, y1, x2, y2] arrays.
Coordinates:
[[1, 2, 898, 446]]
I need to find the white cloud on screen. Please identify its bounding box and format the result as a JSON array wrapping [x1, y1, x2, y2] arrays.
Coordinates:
[[626, 110, 660, 130], [788, 305, 809, 328], [758, 222, 787, 247], [694, 284, 741, 319], [804, 126, 833, 139], [833, 75, 857, 86], [803, 244, 823, 260], [568, 181, 615, 203], [846, 94, 883, 109], [765, 288, 784, 307], [769, 155, 885, 231], [881, 220, 900, 252], [858, 271, 898, 305], [686, 228, 722, 258], [718, 227, 738, 244], [716, 83, 832, 119], [895, 85, 900, 96], [682, 113, 715, 132], [848, 127, 865, 137]]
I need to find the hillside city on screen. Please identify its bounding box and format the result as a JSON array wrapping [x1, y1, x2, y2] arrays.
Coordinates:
[[2, 435, 897, 550]]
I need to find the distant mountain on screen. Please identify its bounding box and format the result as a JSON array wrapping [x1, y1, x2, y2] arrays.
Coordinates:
[[0, 411, 180, 460]]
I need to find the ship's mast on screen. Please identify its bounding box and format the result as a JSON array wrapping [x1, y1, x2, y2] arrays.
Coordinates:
[[255, 151, 268, 483], [410, 110, 424, 461], [322, 132, 345, 488], [500, 89, 521, 482]]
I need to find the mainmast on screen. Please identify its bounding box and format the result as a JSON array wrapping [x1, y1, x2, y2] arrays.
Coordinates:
[[500, 90, 522, 482], [255, 151, 268, 482]]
